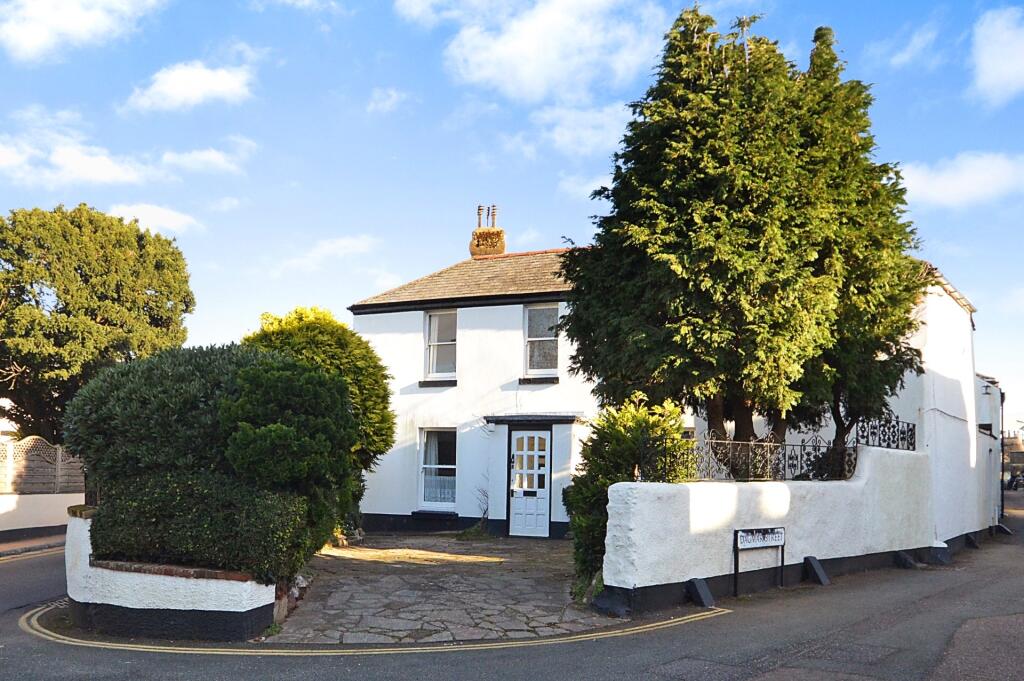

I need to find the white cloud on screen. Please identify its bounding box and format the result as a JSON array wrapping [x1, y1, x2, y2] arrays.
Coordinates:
[[0, 0, 164, 62], [532, 102, 628, 157], [971, 7, 1024, 107], [557, 172, 610, 201], [0, 105, 160, 188], [110, 203, 202, 234], [124, 57, 256, 113], [209, 196, 242, 212], [903, 152, 1024, 208], [366, 87, 410, 114], [396, 0, 666, 104], [499, 131, 537, 160], [359, 267, 402, 290], [162, 136, 257, 174], [889, 23, 939, 68], [273, 235, 377, 277]]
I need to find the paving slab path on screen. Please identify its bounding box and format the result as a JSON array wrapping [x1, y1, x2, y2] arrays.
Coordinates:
[[271, 533, 619, 644]]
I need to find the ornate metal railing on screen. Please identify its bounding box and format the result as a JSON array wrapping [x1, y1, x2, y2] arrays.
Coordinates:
[[688, 418, 917, 482], [691, 433, 851, 482], [854, 418, 916, 451]]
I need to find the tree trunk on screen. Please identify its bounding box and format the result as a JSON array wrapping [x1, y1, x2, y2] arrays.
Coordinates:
[[706, 394, 726, 439], [733, 400, 756, 442]]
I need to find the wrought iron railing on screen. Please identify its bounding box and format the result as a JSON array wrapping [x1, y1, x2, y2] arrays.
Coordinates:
[[688, 418, 917, 483], [854, 418, 916, 451], [691, 433, 849, 482]]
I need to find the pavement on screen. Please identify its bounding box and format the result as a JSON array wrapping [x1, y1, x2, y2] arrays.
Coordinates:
[[0, 533, 65, 559], [271, 533, 617, 644], [2, 497, 1024, 679]]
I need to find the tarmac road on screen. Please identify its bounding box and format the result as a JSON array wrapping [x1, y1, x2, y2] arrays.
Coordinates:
[[2, 497, 1024, 681]]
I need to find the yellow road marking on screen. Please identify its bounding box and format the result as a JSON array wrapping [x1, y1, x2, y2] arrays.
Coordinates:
[[0, 547, 63, 565], [20, 601, 730, 657]]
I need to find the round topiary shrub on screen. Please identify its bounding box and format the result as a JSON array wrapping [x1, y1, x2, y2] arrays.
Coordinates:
[[63, 344, 359, 583], [563, 394, 697, 594], [242, 307, 395, 474]]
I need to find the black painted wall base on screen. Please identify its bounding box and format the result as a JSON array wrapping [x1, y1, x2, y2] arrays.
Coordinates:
[[0, 524, 66, 544], [599, 528, 999, 616], [69, 598, 273, 642], [361, 513, 570, 539]]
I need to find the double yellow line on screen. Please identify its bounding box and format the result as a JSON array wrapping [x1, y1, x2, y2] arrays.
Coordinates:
[[0, 547, 64, 565], [20, 602, 730, 657]]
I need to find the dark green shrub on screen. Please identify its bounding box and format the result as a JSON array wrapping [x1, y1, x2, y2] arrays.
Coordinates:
[[220, 362, 357, 535], [64, 343, 361, 582], [62, 345, 267, 481], [90, 471, 310, 584], [563, 394, 696, 591], [242, 307, 395, 473]]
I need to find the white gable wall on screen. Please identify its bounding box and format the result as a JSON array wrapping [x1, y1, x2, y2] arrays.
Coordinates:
[[353, 302, 600, 522]]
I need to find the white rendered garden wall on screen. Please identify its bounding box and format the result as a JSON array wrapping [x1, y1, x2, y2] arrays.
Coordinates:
[[603, 446, 936, 590], [65, 516, 274, 612], [0, 493, 83, 533]]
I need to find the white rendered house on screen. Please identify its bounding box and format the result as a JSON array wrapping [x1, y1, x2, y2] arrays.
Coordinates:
[[350, 213, 599, 538]]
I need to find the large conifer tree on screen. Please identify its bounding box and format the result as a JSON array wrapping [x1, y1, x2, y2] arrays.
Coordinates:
[[561, 9, 924, 448]]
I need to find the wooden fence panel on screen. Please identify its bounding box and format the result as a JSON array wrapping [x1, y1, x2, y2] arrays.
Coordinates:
[[0, 436, 86, 494]]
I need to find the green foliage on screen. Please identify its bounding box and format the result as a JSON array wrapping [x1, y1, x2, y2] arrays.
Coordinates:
[[563, 395, 696, 582], [0, 204, 195, 441], [64, 344, 360, 582], [220, 361, 358, 535], [559, 9, 925, 442], [243, 307, 395, 474], [90, 471, 311, 585]]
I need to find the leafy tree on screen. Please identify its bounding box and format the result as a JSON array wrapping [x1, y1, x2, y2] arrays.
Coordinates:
[[560, 9, 924, 449], [242, 307, 395, 476], [0, 204, 194, 441]]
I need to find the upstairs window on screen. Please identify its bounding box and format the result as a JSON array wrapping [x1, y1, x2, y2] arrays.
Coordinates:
[[426, 310, 457, 378], [421, 430, 456, 508], [525, 305, 558, 375]]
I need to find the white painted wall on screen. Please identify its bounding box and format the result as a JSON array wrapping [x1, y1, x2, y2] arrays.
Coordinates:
[[66, 517, 274, 612], [0, 493, 83, 533], [603, 446, 935, 589], [354, 302, 600, 522]]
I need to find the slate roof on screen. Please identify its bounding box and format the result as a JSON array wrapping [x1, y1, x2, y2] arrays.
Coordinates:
[[349, 248, 570, 314]]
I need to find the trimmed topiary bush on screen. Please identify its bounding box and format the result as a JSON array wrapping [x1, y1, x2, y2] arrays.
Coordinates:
[[563, 394, 697, 595], [62, 345, 267, 481], [90, 471, 310, 584], [63, 344, 360, 583], [242, 307, 395, 473]]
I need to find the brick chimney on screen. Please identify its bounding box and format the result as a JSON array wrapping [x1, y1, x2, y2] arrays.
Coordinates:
[[469, 204, 506, 257]]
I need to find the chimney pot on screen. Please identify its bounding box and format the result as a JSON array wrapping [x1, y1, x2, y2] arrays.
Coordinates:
[[469, 203, 506, 257]]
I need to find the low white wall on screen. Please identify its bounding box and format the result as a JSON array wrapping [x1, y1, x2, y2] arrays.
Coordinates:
[[603, 446, 935, 590], [0, 493, 84, 533], [66, 517, 275, 612]]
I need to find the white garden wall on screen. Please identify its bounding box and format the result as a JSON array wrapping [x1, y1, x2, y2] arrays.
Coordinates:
[[0, 493, 84, 533], [66, 517, 274, 612], [603, 446, 935, 590]]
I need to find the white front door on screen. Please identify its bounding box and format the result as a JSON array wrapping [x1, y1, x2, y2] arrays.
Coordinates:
[[509, 430, 550, 537]]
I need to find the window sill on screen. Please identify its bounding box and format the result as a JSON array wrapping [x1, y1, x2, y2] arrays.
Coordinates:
[[419, 379, 457, 388], [412, 509, 457, 517], [519, 376, 559, 385]]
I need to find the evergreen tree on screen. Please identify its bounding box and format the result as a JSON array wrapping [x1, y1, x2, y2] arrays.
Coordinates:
[[0, 204, 195, 441], [560, 9, 925, 449]]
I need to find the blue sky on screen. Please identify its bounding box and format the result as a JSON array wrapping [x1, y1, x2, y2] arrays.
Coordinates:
[[1, 0, 1022, 423]]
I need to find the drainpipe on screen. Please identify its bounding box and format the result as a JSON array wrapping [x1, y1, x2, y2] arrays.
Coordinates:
[[1000, 390, 1006, 519]]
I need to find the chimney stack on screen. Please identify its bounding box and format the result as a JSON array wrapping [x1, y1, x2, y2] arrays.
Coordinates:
[[469, 204, 506, 257]]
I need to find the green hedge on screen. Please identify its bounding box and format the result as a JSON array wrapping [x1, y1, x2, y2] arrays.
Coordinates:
[[90, 471, 311, 584], [62, 345, 267, 481], [64, 344, 360, 583], [563, 394, 696, 593]]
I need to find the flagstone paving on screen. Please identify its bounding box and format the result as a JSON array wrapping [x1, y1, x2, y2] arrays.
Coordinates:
[[270, 533, 621, 644]]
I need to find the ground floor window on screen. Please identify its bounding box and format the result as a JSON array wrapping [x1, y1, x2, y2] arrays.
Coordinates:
[[421, 430, 456, 508]]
